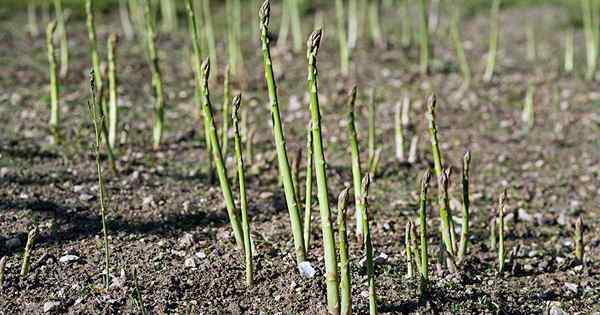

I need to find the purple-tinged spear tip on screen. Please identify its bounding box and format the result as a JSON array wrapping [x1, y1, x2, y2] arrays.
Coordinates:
[[307, 29, 323, 56], [427, 94, 437, 119], [421, 169, 431, 190], [362, 173, 371, 195], [338, 187, 351, 212], [232, 94, 242, 118], [201, 58, 210, 79], [259, 1, 270, 28]]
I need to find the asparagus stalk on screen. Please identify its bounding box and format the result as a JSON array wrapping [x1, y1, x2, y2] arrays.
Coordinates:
[[338, 187, 352, 315], [418, 0, 431, 75], [497, 189, 507, 273], [201, 0, 217, 70], [394, 101, 405, 162], [367, 89, 376, 168], [522, 83, 535, 133], [408, 135, 419, 164], [347, 87, 366, 243], [400, 0, 411, 48], [88, 71, 111, 289], [278, 0, 290, 48], [405, 221, 414, 277], [303, 123, 313, 251], [410, 220, 422, 273], [186, 0, 214, 181], [86, 0, 102, 105], [449, 5, 471, 86], [483, 0, 501, 82], [226, 1, 238, 76], [107, 33, 119, 149], [200, 59, 244, 250], [564, 29, 574, 73], [160, 0, 177, 32], [259, 1, 306, 264], [348, 0, 359, 50], [368, 0, 384, 47], [46, 21, 60, 144], [582, 0, 598, 80], [457, 151, 471, 263], [20, 227, 39, 277], [418, 170, 431, 297], [222, 65, 231, 157], [119, 0, 134, 40], [53, 0, 69, 78], [360, 174, 378, 315], [335, 0, 350, 75], [233, 94, 253, 287], [438, 169, 457, 272], [142, 0, 166, 149], [426, 94, 443, 178], [574, 215, 584, 263], [290, 0, 303, 53], [306, 28, 340, 314], [489, 216, 497, 251]]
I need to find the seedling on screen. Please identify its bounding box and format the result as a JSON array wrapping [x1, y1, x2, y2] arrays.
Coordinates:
[[20, 227, 39, 277], [46, 20, 60, 144], [338, 187, 352, 315], [574, 215, 584, 264], [259, 1, 306, 264]]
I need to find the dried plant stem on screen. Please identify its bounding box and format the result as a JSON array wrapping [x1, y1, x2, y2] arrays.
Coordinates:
[[303, 124, 313, 251], [497, 189, 507, 273], [361, 175, 378, 315], [307, 28, 340, 314], [53, 0, 69, 78], [132, 266, 147, 315], [418, 170, 431, 297], [20, 227, 39, 277], [200, 59, 244, 250], [575, 215, 584, 263], [483, 0, 501, 82], [338, 188, 352, 315], [418, 0, 431, 75], [335, 0, 350, 75], [88, 71, 111, 289], [143, 0, 166, 149], [186, 0, 214, 180], [233, 95, 253, 287], [347, 87, 366, 243], [46, 21, 60, 144], [457, 151, 471, 263], [426, 94, 443, 178], [107, 33, 119, 149], [259, 1, 306, 264]]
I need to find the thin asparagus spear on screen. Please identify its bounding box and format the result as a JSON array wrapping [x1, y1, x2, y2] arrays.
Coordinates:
[[449, 5, 471, 86], [46, 21, 60, 144], [28, 3, 39, 37], [394, 101, 405, 162], [483, 0, 501, 82], [418, 0, 431, 75], [222, 65, 231, 157], [438, 168, 457, 272], [200, 59, 244, 250], [405, 221, 414, 277], [426, 94, 443, 178], [338, 187, 352, 315], [259, 1, 306, 264], [107, 33, 119, 149], [347, 87, 366, 243], [20, 227, 39, 277], [498, 189, 507, 273], [233, 94, 253, 287], [564, 29, 574, 73], [53, 0, 69, 78], [335, 0, 350, 75], [457, 151, 471, 263], [303, 123, 313, 251], [202, 0, 217, 72], [361, 174, 378, 315], [367, 89, 376, 168], [575, 215, 584, 264]]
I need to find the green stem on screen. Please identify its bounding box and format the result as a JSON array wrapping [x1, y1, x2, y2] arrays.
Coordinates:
[[483, 0, 501, 82], [367, 89, 376, 167], [200, 59, 244, 250], [290, 0, 303, 52], [222, 65, 231, 157], [457, 151, 471, 263], [394, 101, 405, 162], [107, 33, 119, 149], [335, 0, 349, 75], [438, 169, 456, 272], [347, 87, 365, 243], [575, 215, 584, 263], [303, 123, 313, 251], [46, 21, 60, 144], [564, 29, 574, 73], [53, 0, 69, 78], [202, 0, 217, 70], [0, 256, 6, 287], [498, 189, 507, 273], [233, 94, 253, 287], [449, 6, 471, 86], [426, 94, 443, 178], [20, 227, 39, 277], [418, 0, 430, 75], [307, 28, 340, 314], [405, 221, 413, 277], [368, 0, 383, 47], [259, 1, 306, 265], [361, 175, 378, 315], [338, 188, 352, 315]]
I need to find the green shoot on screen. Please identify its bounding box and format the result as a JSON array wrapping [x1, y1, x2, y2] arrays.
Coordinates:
[[107, 33, 119, 149], [233, 94, 253, 287], [307, 28, 339, 313], [368, 0, 384, 47], [457, 151, 471, 263], [338, 187, 352, 315], [200, 59, 244, 250], [347, 87, 366, 243], [449, 5, 471, 86], [575, 215, 584, 263], [400, 0, 411, 48], [405, 221, 414, 277], [418, 0, 431, 75], [489, 216, 497, 251], [160, 0, 177, 32], [119, 0, 134, 40], [564, 29, 574, 73], [426, 94, 443, 178], [483, 0, 501, 82], [303, 123, 313, 251], [20, 227, 39, 277], [46, 20, 60, 144], [290, 0, 303, 52], [582, 0, 599, 80], [335, 0, 350, 75], [438, 168, 457, 272], [201, 0, 217, 71], [361, 174, 378, 315], [222, 65, 231, 157], [367, 89, 376, 170], [522, 83, 535, 133], [88, 71, 111, 289], [418, 170, 431, 297], [497, 189, 507, 273], [53, 0, 69, 78], [259, 1, 306, 264], [28, 3, 39, 37], [394, 101, 405, 162]]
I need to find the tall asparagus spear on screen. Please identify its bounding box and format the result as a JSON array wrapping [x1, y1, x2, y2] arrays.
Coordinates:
[[483, 0, 501, 82], [259, 1, 306, 264], [347, 87, 366, 243], [457, 151, 471, 262], [438, 168, 457, 272], [232, 94, 253, 287], [46, 21, 60, 144], [361, 174, 378, 315], [426, 94, 443, 178], [107, 33, 119, 149], [303, 123, 313, 251], [338, 187, 352, 315], [53, 0, 69, 78], [418, 170, 431, 297], [200, 59, 244, 250], [497, 189, 507, 273]]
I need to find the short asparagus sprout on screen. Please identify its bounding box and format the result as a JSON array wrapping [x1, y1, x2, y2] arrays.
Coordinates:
[[427, 94, 443, 178], [46, 20, 60, 144], [574, 215, 584, 264], [410, 220, 422, 274], [186, 0, 214, 180], [338, 187, 352, 315], [438, 168, 457, 272], [347, 87, 366, 243], [20, 227, 39, 277], [418, 170, 431, 297], [306, 28, 340, 314], [88, 71, 111, 289], [408, 135, 419, 164], [401, 95, 411, 127], [564, 29, 574, 73], [200, 59, 244, 251], [142, 0, 166, 149], [483, 0, 501, 82], [259, 0, 306, 264], [107, 33, 119, 149], [132, 266, 147, 315], [335, 0, 350, 75], [457, 151, 471, 263], [418, 0, 431, 75], [449, 5, 471, 86], [497, 189, 507, 273], [303, 123, 313, 251], [360, 174, 378, 315], [53, 0, 69, 78], [233, 94, 253, 287], [405, 221, 414, 278], [394, 101, 405, 162], [0, 256, 6, 287], [368, 146, 382, 176]]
